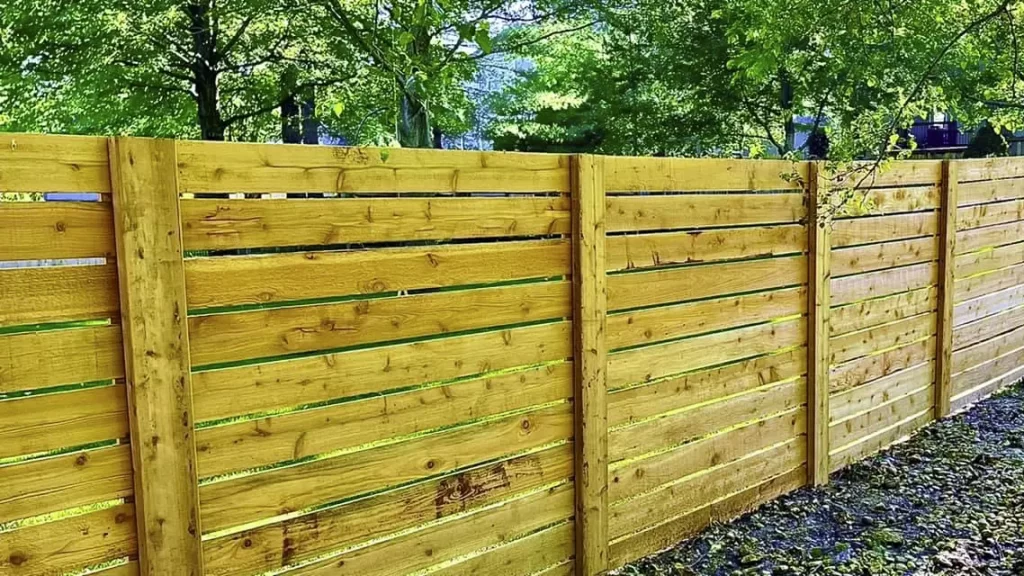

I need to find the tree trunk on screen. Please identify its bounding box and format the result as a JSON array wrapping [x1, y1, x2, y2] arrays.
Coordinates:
[[186, 1, 225, 141], [779, 69, 795, 154], [398, 89, 432, 148]]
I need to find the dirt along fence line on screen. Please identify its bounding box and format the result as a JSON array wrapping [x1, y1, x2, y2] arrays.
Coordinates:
[[1, 134, 1023, 576]]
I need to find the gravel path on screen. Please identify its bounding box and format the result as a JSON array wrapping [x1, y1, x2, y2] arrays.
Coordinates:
[[615, 382, 1024, 576]]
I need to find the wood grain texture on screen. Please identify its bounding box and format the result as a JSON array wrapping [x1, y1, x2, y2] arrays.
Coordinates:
[[835, 186, 940, 216], [850, 160, 941, 187], [830, 261, 938, 307], [957, 198, 1024, 231], [180, 196, 571, 250], [955, 304, 1024, 350], [0, 325, 124, 393], [807, 162, 831, 486], [831, 212, 937, 248], [0, 133, 111, 193], [428, 521, 574, 576], [829, 361, 934, 424], [956, 220, 1024, 254], [606, 224, 804, 272], [0, 201, 115, 261], [954, 241, 1024, 278], [829, 313, 935, 366], [957, 157, 1024, 183], [831, 338, 935, 393], [603, 156, 805, 192], [109, 137, 203, 575], [958, 174, 1024, 205], [176, 141, 570, 194], [935, 160, 958, 418], [830, 386, 934, 450], [0, 264, 119, 327], [606, 194, 805, 232], [831, 237, 936, 278], [571, 154, 609, 576], [829, 410, 932, 472], [830, 287, 937, 337], [954, 261, 1024, 303]]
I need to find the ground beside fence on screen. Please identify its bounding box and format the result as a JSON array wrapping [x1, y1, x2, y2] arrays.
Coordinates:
[[616, 381, 1024, 576]]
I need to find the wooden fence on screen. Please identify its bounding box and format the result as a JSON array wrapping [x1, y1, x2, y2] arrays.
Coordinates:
[[2, 134, 1023, 576]]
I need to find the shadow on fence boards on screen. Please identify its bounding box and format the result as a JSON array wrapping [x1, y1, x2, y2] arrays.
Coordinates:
[[2, 134, 1024, 575]]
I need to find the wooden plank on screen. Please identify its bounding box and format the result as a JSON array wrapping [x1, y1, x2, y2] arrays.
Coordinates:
[[189, 280, 570, 367], [830, 338, 935, 393], [199, 403, 572, 533], [609, 348, 806, 427], [607, 255, 806, 312], [603, 156, 805, 192], [610, 408, 805, 503], [607, 286, 804, 350], [185, 239, 570, 309], [829, 410, 932, 472], [835, 186, 940, 216], [830, 261, 937, 307], [571, 154, 608, 576], [954, 304, 1024, 350], [807, 162, 830, 487], [195, 362, 572, 478], [829, 361, 934, 424], [428, 522, 574, 576], [607, 319, 805, 390], [0, 325, 124, 393], [192, 320, 571, 422], [958, 174, 1024, 205], [93, 561, 141, 576], [0, 503, 136, 575], [176, 141, 570, 194], [180, 197, 571, 250], [952, 323, 1024, 374], [957, 157, 1024, 183], [955, 241, 1024, 277], [284, 483, 573, 576], [608, 466, 805, 569], [951, 363, 1024, 412], [850, 160, 942, 187], [936, 159, 958, 419], [108, 137, 203, 575], [606, 194, 805, 232], [830, 287, 937, 337], [0, 444, 133, 523], [951, 343, 1024, 396], [606, 224, 805, 272], [954, 261, 1024, 303], [610, 440, 805, 540], [0, 202, 114, 261], [956, 220, 1024, 254], [829, 313, 935, 366], [831, 212, 937, 248], [954, 282, 1024, 326], [831, 236, 936, 278], [0, 264, 119, 327], [830, 386, 933, 450], [201, 445, 573, 576], [957, 198, 1024, 231], [0, 133, 111, 193], [0, 384, 129, 459], [609, 379, 805, 462]]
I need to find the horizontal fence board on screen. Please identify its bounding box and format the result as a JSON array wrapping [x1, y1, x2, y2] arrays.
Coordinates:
[[201, 444, 573, 576], [0, 444, 133, 523], [958, 158, 1024, 183], [199, 403, 573, 533], [952, 364, 1024, 411], [0, 384, 129, 459], [831, 212, 937, 248], [605, 194, 805, 232], [956, 221, 1024, 254], [608, 255, 806, 311], [955, 241, 1024, 277], [830, 386, 933, 450], [606, 224, 805, 272], [189, 280, 571, 367], [285, 483, 573, 576], [607, 287, 804, 350], [428, 521, 573, 576], [609, 378, 806, 462], [849, 161, 941, 187], [957, 198, 1024, 231], [955, 261, 1024, 303], [0, 133, 111, 194], [0, 325, 124, 393], [603, 157, 805, 192], [0, 503, 136, 575], [192, 320, 571, 422], [958, 175, 1024, 205], [0, 202, 114, 261], [180, 197, 571, 251], [831, 262, 937, 307], [831, 237, 936, 278], [610, 440, 805, 540], [952, 343, 1024, 396], [608, 320, 805, 389], [0, 264, 119, 327], [830, 287, 937, 337], [185, 239, 570, 308], [829, 313, 935, 366], [830, 361, 934, 424], [954, 282, 1024, 327], [836, 186, 940, 216], [195, 362, 572, 478], [829, 410, 932, 472], [177, 141, 570, 194], [953, 323, 1024, 374], [610, 408, 804, 502], [608, 466, 806, 569], [830, 338, 935, 393], [955, 304, 1024, 350], [609, 348, 805, 427]]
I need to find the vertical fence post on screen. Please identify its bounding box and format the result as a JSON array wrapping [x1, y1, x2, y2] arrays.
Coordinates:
[[936, 159, 958, 419], [807, 161, 832, 486], [108, 137, 204, 575], [571, 154, 609, 575]]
